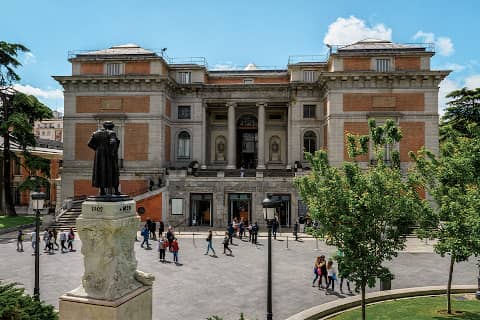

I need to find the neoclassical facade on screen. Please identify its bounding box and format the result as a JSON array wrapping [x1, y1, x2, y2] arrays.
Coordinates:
[[54, 40, 449, 227]]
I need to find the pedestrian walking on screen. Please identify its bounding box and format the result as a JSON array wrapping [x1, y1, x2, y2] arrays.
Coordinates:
[[60, 230, 68, 253], [150, 221, 157, 240], [171, 238, 179, 264], [272, 217, 279, 240], [252, 222, 259, 244], [67, 228, 75, 252], [52, 228, 59, 250], [293, 221, 299, 241], [47, 230, 55, 254], [158, 221, 165, 237], [325, 260, 337, 294], [166, 227, 174, 251], [248, 223, 253, 242], [31, 230, 37, 253], [318, 255, 328, 289], [337, 249, 352, 294], [227, 223, 234, 245], [16, 230, 24, 252], [205, 230, 216, 256], [158, 236, 167, 262], [141, 226, 150, 249], [312, 256, 322, 287], [238, 220, 244, 240], [43, 229, 49, 252], [223, 232, 232, 255]]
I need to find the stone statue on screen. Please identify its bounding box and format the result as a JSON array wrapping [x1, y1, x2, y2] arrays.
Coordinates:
[[87, 121, 120, 196]]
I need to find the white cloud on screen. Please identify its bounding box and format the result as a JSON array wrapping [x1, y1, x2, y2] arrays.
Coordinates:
[[438, 78, 459, 115], [413, 31, 454, 56], [436, 63, 465, 72], [13, 84, 63, 100], [323, 16, 392, 45], [465, 74, 480, 89], [211, 62, 241, 70], [22, 52, 36, 65]]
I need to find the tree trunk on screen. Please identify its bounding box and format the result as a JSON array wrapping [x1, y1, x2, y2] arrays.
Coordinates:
[[447, 254, 454, 314], [361, 284, 366, 320], [1, 93, 16, 216]]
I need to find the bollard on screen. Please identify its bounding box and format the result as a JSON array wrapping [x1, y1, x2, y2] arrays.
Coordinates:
[[192, 232, 196, 248], [315, 238, 319, 250], [286, 236, 289, 250]]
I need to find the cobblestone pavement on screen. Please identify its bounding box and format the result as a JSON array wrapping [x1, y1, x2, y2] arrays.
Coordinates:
[[0, 231, 477, 320]]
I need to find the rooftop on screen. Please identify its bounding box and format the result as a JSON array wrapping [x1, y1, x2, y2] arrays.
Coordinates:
[[76, 44, 157, 57], [332, 39, 434, 53]]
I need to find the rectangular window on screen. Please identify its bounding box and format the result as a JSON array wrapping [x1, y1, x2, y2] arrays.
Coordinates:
[[303, 70, 316, 82], [178, 71, 192, 84], [303, 105, 316, 119], [171, 198, 184, 215], [177, 106, 191, 119], [376, 59, 390, 72], [243, 79, 254, 84], [106, 63, 123, 76], [215, 114, 227, 121], [269, 113, 282, 120]]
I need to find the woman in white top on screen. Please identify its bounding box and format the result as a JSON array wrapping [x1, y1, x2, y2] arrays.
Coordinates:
[[325, 260, 337, 294]]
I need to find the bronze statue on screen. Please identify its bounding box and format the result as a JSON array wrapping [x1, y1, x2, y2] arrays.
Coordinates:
[[87, 121, 120, 196]]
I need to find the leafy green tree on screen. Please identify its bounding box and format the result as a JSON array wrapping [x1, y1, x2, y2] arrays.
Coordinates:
[[1, 41, 52, 216], [440, 87, 480, 141], [410, 124, 480, 314], [295, 119, 429, 320]]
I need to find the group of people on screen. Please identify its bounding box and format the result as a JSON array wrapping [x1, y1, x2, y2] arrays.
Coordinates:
[[16, 227, 75, 254], [312, 255, 351, 295], [229, 218, 260, 244], [139, 220, 180, 264]]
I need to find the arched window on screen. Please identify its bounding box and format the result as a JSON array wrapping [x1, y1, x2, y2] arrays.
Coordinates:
[[303, 131, 317, 156], [177, 131, 191, 159]]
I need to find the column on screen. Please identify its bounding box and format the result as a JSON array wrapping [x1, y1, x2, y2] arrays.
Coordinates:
[[256, 102, 266, 170], [286, 103, 292, 169], [226, 102, 236, 169], [201, 103, 207, 169]]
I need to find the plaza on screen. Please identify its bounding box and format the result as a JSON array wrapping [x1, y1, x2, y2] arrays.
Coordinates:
[[0, 230, 477, 320]]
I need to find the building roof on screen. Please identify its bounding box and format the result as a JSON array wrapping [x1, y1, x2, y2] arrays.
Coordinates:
[[336, 39, 428, 53], [76, 44, 157, 57]]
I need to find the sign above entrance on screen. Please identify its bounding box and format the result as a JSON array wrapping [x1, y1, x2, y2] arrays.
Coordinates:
[[238, 115, 257, 129]]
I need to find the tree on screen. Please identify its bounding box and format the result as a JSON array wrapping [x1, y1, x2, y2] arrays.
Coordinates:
[[0, 88, 53, 216], [410, 124, 480, 314], [295, 119, 429, 320], [440, 87, 480, 141]]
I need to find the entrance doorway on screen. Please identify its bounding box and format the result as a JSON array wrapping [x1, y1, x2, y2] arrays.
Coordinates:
[[237, 115, 257, 169], [268, 194, 291, 227], [228, 193, 251, 225], [190, 194, 212, 226]]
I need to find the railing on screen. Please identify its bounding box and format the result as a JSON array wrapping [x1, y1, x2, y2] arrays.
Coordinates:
[[288, 55, 328, 65], [166, 56, 208, 67], [209, 65, 286, 71], [329, 42, 435, 54]]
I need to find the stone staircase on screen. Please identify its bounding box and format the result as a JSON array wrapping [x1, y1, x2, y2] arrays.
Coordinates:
[[50, 198, 85, 231]]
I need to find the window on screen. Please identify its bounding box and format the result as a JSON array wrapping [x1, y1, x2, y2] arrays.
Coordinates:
[[178, 106, 191, 119], [215, 114, 227, 121], [376, 59, 390, 72], [303, 105, 316, 119], [177, 131, 191, 159], [243, 79, 254, 84], [303, 131, 317, 156], [178, 71, 192, 84], [303, 70, 316, 82], [106, 63, 123, 76], [269, 113, 282, 120]]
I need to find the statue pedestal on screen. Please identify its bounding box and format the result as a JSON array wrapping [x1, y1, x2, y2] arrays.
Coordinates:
[[59, 198, 154, 320]]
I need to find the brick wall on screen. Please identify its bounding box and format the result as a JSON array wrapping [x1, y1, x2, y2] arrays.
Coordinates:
[[125, 62, 150, 75], [343, 93, 424, 112], [164, 125, 171, 161], [75, 123, 97, 160], [343, 57, 371, 71], [80, 63, 103, 75], [74, 180, 97, 197], [399, 122, 425, 162], [76, 96, 149, 113], [206, 76, 289, 84], [120, 180, 147, 195], [124, 123, 149, 160], [395, 57, 421, 71], [165, 98, 171, 118], [136, 193, 162, 222], [344, 122, 370, 162]]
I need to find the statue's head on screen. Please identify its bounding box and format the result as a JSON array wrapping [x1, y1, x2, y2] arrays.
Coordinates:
[[103, 121, 115, 130]]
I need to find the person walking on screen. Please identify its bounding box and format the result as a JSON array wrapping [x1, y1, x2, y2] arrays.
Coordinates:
[[293, 221, 299, 241], [325, 260, 337, 294], [150, 221, 157, 241], [67, 228, 75, 252], [43, 229, 49, 252], [272, 217, 279, 240], [205, 230, 216, 256], [52, 228, 59, 250], [227, 223, 234, 245], [158, 236, 167, 262], [60, 230, 68, 253], [141, 225, 150, 249], [31, 230, 36, 254], [248, 223, 253, 242], [312, 256, 322, 287], [318, 255, 328, 289], [223, 232, 232, 255], [171, 238, 179, 264], [158, 221, 165, 237], [252, 222, 258, 244], [47, 230, 55, 254], [238, 220, 244, 240], [337, 249, 352, 294], [166, 227, 174, 251], [16, 230, 24, 252]]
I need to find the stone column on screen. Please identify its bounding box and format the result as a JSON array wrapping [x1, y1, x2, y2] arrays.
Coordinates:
[[256, 102, 266, 170], [201, 103, 207, 169], [287, 103, 292, 168], [226, 102, 236, 169]]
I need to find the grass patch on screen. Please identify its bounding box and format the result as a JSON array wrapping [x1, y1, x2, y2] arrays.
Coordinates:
[[0, 216, 36, 230], [332, 295, 480, 320]]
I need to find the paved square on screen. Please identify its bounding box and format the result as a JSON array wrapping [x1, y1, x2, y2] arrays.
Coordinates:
[[0, 231, 477, 320]]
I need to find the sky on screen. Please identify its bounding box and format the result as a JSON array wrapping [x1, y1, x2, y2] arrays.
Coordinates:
[[3, 0, 479, 114]]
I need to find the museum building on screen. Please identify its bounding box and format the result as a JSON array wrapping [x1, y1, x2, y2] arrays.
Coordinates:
[[54, 40, 449, 227]]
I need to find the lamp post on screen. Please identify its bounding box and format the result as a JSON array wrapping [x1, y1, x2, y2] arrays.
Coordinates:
[[262, 196, 278, 320], [31, 191, 46, 301], [476, 260, 480, 300]]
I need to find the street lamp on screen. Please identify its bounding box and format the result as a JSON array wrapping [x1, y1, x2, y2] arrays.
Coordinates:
[[476, 260, 480, 300], [262, 196, 278, 320], [31, 191, 46, 301]]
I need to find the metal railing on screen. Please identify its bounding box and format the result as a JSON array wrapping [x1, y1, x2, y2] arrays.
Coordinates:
[[166, 56, 208, 67], [329, 42, 435, 54], [288, 55, 328, 65]]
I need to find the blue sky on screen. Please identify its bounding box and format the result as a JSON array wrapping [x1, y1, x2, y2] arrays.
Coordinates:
[[3, 0, 479, 113]]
